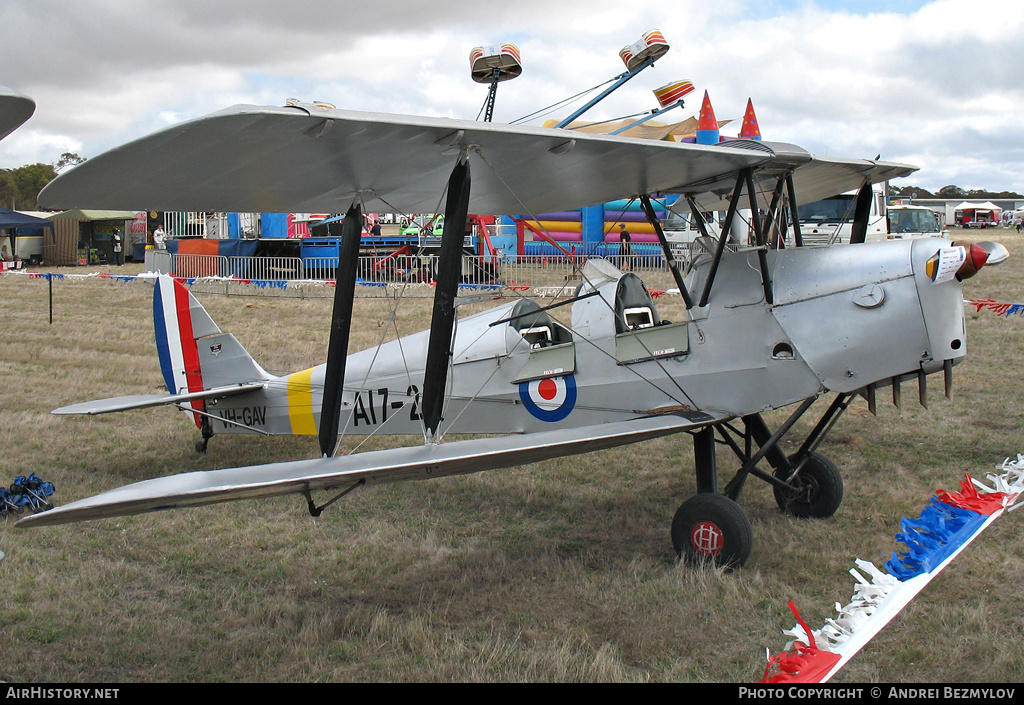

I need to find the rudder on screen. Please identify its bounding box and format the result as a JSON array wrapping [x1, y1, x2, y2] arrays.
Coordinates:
[[152, 275, 269, 425]]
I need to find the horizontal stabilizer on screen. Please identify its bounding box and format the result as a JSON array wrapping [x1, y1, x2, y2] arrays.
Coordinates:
[[52, 382, 267, 415], [18, 411, 724, 528]]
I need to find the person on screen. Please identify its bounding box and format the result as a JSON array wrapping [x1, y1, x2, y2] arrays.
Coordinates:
[[153, 224, 166, 249], [369, 219, 382, 238], [617, 223, 633, 270], [112, 229, 123, 266]]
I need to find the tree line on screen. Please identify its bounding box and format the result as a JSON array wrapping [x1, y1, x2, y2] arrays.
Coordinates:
[[0, 152, 84, 210], [890, 184, 1023, 200]]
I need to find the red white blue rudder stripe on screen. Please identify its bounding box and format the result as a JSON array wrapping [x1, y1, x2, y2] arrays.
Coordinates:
[[153, 275, 219, 427]]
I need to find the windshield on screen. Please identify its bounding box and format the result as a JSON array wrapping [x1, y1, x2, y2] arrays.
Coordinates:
[[797, 195, 857, 223], [889, 209, 940, 234], [665, 210, 717, 231]]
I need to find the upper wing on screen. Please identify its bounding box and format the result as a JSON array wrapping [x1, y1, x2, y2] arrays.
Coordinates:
[[18, 411, 724, 528], [664, 139, 918, 210], [38, 102, 773, 216], [38, 100, 916, 218], [0, 87, 35, 142]]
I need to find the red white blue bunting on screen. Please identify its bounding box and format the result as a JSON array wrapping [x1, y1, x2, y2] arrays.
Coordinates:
[[760, 457, 1023, 683], [966, 299, 1024, 317], [0, 269, 529, 293]]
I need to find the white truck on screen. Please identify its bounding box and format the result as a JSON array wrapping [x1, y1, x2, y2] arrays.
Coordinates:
[[797, 185, 887, 245], [886, 204, 944, 239]]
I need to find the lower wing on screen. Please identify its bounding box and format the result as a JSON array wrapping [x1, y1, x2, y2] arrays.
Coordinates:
[[18, 411, 723, 528]]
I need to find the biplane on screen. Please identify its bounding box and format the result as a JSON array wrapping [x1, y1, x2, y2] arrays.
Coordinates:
[[18, 100, 1007, 569]]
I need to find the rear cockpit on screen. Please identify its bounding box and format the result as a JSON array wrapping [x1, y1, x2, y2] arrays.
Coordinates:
[[571, 261, 689, 365], [615, 272, 661, 333]]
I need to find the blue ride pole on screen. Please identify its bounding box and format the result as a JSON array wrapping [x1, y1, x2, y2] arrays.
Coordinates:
[[554, 56, 657, 129]]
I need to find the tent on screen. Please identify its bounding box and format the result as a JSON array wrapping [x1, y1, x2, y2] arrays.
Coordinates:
[[953, 201, 1002, 227], [953, 201, 1001, 211], [0, 207, 53, 263], [0, 207, 54, 230], [48, 209, 137, 265]]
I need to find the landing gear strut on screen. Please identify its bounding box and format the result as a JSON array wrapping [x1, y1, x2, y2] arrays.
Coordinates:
[[672, 393, 855, 569], [195, 416, 213, 454], [773, 451, 843, 518]]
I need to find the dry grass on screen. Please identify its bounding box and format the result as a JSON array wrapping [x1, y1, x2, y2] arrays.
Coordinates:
[[1, 230, 1023, 683]]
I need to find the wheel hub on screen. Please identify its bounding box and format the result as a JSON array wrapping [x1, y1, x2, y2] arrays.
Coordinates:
[[790, 472, 820, 502], [690, 521, 724, 557]]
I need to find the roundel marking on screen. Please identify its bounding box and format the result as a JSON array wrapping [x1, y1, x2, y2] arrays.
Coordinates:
[[519, 374, 577, 422]]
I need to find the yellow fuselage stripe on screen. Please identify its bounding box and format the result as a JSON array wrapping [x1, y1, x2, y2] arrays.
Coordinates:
[[287, 368, 318, 435]]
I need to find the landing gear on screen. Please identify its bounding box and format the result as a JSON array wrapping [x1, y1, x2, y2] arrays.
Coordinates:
[[674, 393, 856, 569], [773, 452, 843, 518], [195, 417, 213, 454], [672, 493, 752, 569]]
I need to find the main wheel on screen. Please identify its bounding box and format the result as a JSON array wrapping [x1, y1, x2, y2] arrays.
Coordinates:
[[773, 451, 843, 518], [671, 493, 752, 569]]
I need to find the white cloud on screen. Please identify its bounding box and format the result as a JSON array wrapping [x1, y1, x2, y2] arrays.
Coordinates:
[[2, 0, 1022, 193]]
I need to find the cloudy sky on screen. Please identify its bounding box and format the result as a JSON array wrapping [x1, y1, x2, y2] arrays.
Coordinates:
[[2, 0, 1022, 194]]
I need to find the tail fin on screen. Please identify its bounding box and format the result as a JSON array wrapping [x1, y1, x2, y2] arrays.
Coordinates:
[[153, 276, 270, 424]]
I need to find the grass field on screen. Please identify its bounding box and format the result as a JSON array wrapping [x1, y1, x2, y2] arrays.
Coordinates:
[[1, 230, 1022, 682]]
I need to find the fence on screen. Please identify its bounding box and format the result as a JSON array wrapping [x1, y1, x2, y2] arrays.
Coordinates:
[[147, 249, 680, 298]]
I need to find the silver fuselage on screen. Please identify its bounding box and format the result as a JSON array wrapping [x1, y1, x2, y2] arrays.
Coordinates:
[[201, 238, 964, 439]]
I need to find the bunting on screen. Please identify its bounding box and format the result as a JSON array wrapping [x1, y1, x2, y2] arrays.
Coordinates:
[[760, 457, 1023, 683], [966, 298, 1024, 317], [0, 268, 532, 293]]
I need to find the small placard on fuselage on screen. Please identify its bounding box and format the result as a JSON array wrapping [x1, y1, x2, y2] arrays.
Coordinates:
[[615, 321, 689, 365], [512, 341, 576, 383]]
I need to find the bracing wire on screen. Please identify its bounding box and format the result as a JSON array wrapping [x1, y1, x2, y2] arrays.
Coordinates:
[[470, 146, 700, 411], [510, 75, 619, 125]]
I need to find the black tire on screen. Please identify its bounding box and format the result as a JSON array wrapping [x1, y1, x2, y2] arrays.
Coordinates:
[[671, 493, 752, 569], [773, 451, 844, 518]]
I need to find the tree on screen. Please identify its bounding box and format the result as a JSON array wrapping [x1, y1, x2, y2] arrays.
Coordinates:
[[1, 163, 58, 210], [0, 170, 16, 209], [937, 185, 967, 199], [890, 184, 935, 199], [55, 152, 85, 172]]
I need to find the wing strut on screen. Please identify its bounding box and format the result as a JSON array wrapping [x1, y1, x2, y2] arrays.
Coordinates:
[[786, 175, 804, 247], [421, 158, 472, 440], [685, 195, 714, 240], [639, 194, 694, 309], [849, 182, 874, 244], [319, 202, 363, 457], [744, 170, 773, 305], [760, 177, 789, 249], [698, 168, 748, 307]]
